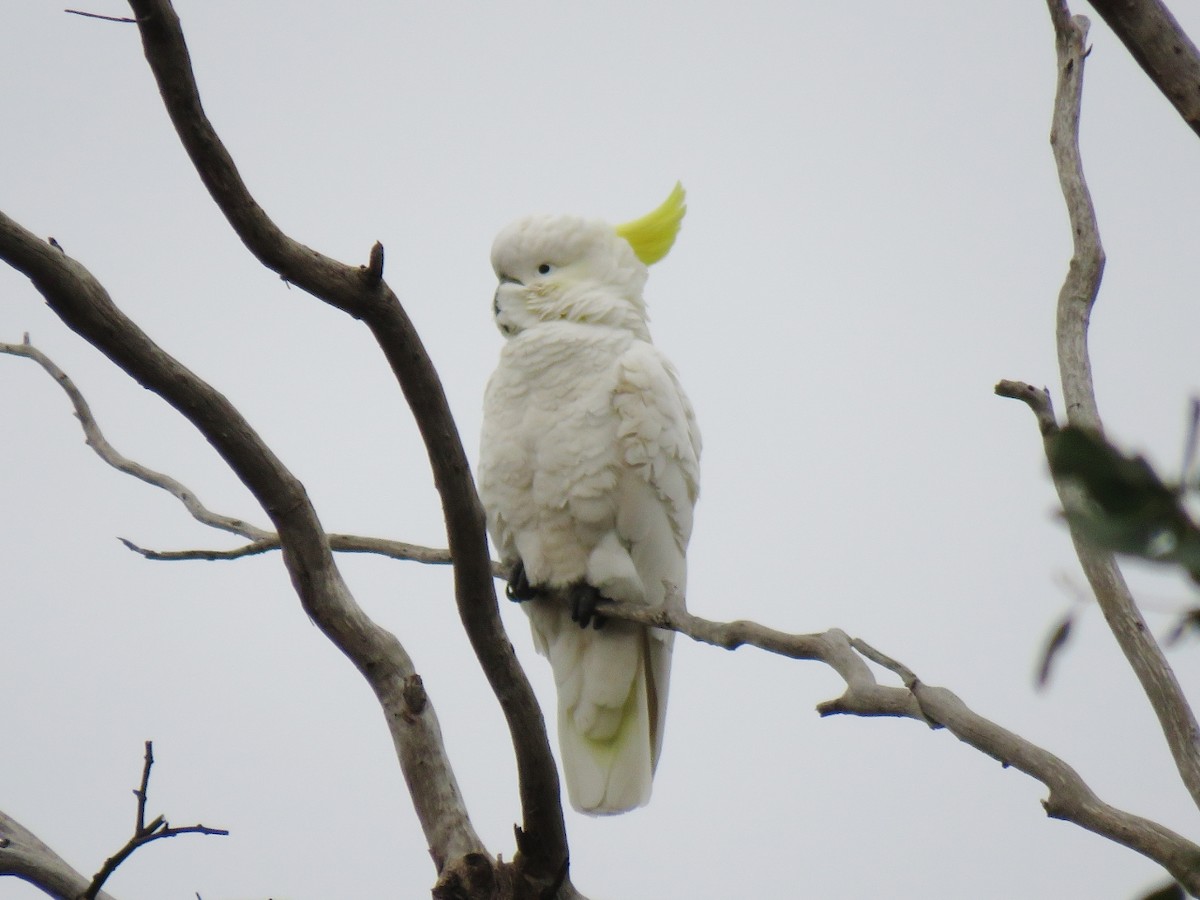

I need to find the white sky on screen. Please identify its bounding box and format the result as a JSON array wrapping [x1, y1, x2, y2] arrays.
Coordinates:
[[3, 2, 1200, 898]]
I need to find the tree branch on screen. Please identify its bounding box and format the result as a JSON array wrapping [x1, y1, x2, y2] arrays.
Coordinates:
[[1037, 2, 1200, 810], [0, 335, 272, 543], [2, 337, 510, 575], [0, 211, 491, 888], [0, 810, 119, 900], [596, 602, 1200, 893], [81, 741, 228, 900], [1085, 0, 1200, 137], [122, 0, 570, 891], [116, 533, 501, 571]]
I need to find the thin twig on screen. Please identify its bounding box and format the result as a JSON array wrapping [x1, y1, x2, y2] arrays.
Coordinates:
[[0, 337, 273, 543], [2, 338, 510, 575], [134, 741, 153, 832], [81, 741, 228, 900], [1181, 397, 1200, 489], [65, 8, 139, 23]]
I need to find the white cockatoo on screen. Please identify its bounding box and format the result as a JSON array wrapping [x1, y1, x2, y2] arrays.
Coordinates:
[[478, 184, 701, 815]]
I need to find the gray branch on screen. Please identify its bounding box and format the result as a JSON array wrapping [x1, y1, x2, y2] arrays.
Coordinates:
[[0, 210, 490, 892], [1084, 0, 1200, 138], [121, 2, 571, 892], [1038, 2, 1200, 811], [0, 810, 119, 900], [0, 336, 272, 543], [596, 602, 1200, 893], [1, 338, 504, 573]]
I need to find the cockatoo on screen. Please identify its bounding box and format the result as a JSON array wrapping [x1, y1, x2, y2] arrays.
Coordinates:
[[478, 184, 701, 815]]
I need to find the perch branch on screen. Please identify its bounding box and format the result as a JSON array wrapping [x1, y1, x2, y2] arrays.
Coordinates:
[[81, 741, 228, 900], [1038, 2, 1200, 809], [597, 601, 1200, 892], [123, 0, 570, 891]]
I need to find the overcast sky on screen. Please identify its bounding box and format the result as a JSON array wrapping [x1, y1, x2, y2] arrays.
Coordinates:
[[4, 2, 1200, 898]]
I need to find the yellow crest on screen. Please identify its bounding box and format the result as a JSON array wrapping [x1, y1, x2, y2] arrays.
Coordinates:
[[615, 182, 686, 266]]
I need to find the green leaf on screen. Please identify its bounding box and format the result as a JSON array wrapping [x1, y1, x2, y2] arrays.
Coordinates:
[[1047, 427, 1200, 578]]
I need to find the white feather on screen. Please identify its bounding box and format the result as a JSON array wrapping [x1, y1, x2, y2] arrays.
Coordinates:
[[479, 212, 700, 815]]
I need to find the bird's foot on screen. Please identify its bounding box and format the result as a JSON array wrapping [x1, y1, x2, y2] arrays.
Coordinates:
[[505, 560, 538, 603], [568, 582, 608, 630]]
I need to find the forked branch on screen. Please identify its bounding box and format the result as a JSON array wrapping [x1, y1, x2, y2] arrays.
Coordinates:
[[81, 741, 228, 900], [597, 602, 1200, 891]]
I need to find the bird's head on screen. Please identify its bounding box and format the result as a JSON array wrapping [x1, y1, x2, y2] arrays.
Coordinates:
[[490, 183, 686, 341]]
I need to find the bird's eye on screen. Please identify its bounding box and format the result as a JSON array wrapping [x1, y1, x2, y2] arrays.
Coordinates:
[[537, 263, 552, 275]]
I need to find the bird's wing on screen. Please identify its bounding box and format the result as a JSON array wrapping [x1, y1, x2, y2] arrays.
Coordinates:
[[608, 340, 700, 772], [611, 340, 701, 610]]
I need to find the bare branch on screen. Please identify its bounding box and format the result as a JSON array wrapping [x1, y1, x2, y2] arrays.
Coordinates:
[[0, 337, 272, 543], [1085, 0, 1200, 138], [597, 600, 1200, 892], [118, 533, 501, 571], [123, 0, 569, 888], [1038, 4, 1200, 809], [0, 810, 119, 900], [81, 741, 228, 900], [65, 8, 139, 23], [2, 338, 508, 575], [994, 380, 1059, 436], [1047, 8, 1105, 431], [0, 211, 490, 886]]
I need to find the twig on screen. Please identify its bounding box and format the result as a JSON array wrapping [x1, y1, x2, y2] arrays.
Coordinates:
[[121, 533, 508, 576], [1, 337, 507, 577], [994, 380, 1058, 436], [81, 741, 228, 900], [1181, 398, 1200, 489], [65, 8, 139, 23], [0, 336, 272, 543]]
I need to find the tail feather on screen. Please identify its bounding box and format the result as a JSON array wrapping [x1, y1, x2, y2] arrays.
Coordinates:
[[557, 639, 654, 815], [531, 603, 661, 815]]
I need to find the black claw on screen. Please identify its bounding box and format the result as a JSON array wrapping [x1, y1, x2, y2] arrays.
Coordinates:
[[568, 582, 608, 630], [506, 560, 538, 603]]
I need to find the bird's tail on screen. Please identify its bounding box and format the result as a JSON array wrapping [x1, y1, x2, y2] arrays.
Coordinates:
[[552, 622, 664, 815]]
